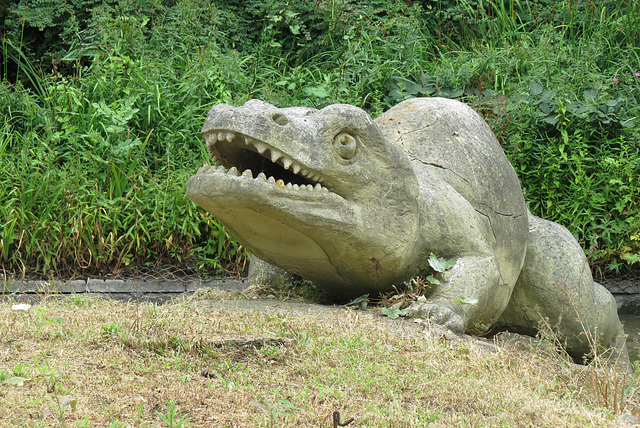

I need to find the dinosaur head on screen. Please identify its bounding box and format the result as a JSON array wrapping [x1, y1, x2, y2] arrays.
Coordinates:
[[187, 99, 420, 299]]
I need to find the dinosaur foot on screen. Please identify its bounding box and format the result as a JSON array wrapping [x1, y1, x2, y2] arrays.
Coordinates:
[[418, 303, 466, 334]]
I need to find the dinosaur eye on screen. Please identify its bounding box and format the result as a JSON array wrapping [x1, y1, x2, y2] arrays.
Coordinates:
[[333, 132, 357, 160]]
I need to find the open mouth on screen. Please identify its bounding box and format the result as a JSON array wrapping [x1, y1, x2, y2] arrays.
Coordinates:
[[202, 129, 330, 192]]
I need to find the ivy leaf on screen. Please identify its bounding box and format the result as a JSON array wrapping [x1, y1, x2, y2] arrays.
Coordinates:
[[453, 296, 479, 306], [380, 306, 413, 319], [380, 307, 402, 319], [425, 275, 440, 285], [428, 254, 456, 272], [289, 24, 301, 35]]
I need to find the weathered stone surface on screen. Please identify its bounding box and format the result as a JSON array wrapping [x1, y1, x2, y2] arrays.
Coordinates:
[[496, 214, 624, 358], [377, 98, 529, 333], [246, 256, 292, 288], [86, 279, 130, 293], [6, 280, 87, 294], [185, 279, 248, 292], [2, 278, 248, 303], [616, 296, 640, 315], [188, 99, 423, 299], [602, 278, 640, 295], [186, 97, 625, 359]]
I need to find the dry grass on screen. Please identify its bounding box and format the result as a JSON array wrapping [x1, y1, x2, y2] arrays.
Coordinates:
[[0, 291, 638, 427]]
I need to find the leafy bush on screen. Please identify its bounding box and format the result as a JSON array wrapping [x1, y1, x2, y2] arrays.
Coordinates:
[[1, 0, 639, 278], [0, 1, 243, 278]]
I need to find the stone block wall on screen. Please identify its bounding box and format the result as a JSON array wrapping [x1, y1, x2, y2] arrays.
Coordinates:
[[2, 278, 248, 303]]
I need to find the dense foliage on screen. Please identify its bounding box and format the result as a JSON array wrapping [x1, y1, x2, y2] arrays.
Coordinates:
[[1, 0, 639, 279]]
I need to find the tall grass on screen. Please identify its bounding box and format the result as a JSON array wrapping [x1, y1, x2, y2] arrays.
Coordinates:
[[1, 0, 639, 278], [0, 2, 245, 279]]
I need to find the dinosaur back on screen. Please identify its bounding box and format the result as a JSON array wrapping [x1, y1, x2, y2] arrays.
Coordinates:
[[376, 97, 529, 287]]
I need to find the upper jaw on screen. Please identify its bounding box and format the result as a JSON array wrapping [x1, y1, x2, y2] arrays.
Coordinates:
[[202, 128, 332, 192]]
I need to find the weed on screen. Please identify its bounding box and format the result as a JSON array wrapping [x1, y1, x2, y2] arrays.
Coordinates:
[[102, 321, 122, 336], [253, 391, 300, 427], [377, 254, 463, 320], [532, 292, 640, 416], [156, 400, 190, 428]]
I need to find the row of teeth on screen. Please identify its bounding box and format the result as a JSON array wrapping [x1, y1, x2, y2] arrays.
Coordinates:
[[199, 163, 329, 192], [209, 131, 324, 183]]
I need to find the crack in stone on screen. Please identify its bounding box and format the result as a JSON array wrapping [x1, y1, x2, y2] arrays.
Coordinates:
[[424, 162, 446, 170], [407, 154, 472, 187], [475, 209, 499, 246], [475, 202, 527, 219]]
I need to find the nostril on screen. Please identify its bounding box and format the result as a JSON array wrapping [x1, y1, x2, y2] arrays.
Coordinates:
[[272, 112, 289, 126]]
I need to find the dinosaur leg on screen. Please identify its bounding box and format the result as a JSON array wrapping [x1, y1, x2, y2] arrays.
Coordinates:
[[247, 256, 291, 287], [496, 213, 627, 361], [418, 254, 506, 334]]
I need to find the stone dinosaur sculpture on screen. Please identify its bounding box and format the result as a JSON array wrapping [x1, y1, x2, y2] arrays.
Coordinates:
[[187, 98, 625, 359]]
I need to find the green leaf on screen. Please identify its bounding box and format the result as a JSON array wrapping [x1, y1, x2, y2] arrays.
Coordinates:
[[538, 102, 553, 114], [6, 376, 28, 385], [530, 82, 544, 96], [428, 254, 456, 272], [425, 275, 440, 285], [289, 24, 301, 35], [380, 307, 402, 319], [380, 306, 413, 319], [303, 86, 330, 98], [406, 82, 424, 95], [621, 253, 640, 264], [452, 296, 478, 306], [344, 294, 369, 308]]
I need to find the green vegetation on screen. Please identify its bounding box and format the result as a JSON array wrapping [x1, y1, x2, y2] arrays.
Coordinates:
[[1, 0, 639, 279]]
